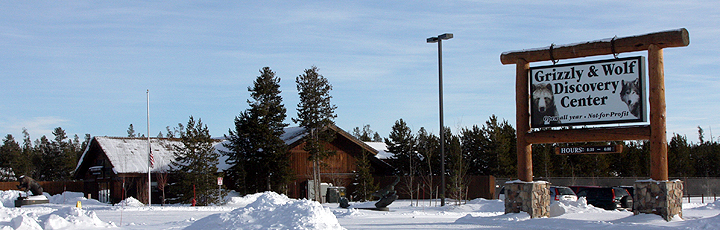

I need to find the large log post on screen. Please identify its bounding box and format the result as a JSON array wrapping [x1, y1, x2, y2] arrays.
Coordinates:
[[516, 59, 532, 182], [648, 44, 668, 181]]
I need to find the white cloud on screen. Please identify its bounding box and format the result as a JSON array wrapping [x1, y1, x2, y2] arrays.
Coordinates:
[[1, 117, 69, 140]]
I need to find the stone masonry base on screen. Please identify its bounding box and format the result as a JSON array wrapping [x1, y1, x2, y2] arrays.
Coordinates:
[[633, 180, 683, 221], [504, 181, 549, 218]]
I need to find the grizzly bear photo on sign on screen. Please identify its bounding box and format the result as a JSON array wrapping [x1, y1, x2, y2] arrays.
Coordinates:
[[531, 83, 560, 127]]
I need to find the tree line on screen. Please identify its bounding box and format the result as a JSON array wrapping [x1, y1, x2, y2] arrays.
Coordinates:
[[0, 128, 89, 181], [359, 118, 720, 201]]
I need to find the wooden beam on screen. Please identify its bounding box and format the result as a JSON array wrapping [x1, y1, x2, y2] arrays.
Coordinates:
[[515, 59, 532, 182], [500, 28, 689, 65], [648, 44, 668, 181], [525, 125, 651, 144]]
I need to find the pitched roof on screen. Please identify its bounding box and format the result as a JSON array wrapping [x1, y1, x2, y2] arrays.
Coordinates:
[[364, 142, 392, 159], [75, 125, 384, 175], [75, 136, 229, 174]]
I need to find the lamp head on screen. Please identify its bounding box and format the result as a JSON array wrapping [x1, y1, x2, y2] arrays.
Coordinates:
[[427, 33, 453, 43], [438, 33, 453, 40]]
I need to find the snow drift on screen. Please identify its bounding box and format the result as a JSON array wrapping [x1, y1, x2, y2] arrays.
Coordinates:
[[186, 191, 344, 230]]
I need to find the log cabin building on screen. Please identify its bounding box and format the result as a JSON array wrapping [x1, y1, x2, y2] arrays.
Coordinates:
[[74, 124, 393, 204]]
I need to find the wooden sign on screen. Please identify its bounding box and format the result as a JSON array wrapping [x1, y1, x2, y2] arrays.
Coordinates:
[[529, 56, 647, 128], [555, 145, 623, 155]]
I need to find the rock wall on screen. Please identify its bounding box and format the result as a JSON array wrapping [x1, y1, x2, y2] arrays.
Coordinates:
[[633, 180, 683, 221], [504, 181, 549, 218]]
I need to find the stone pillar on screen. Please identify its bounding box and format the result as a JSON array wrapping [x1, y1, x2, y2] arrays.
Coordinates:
[[504, 181, 549, 218], [633, 180, 683, 221]]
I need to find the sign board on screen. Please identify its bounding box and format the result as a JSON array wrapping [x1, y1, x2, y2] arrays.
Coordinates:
[[529, 56, 647, 128], [217, 177, 223, 186], [555, 145, 624, 155]]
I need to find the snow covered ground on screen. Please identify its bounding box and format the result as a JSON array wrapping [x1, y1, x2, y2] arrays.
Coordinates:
[[2, 190, 720, 229]]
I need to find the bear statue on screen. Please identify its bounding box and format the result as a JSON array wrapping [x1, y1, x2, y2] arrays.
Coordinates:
[[17, 175, 44, 196]]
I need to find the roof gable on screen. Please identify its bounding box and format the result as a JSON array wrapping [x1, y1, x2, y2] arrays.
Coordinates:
[[76, 137, 228, 175], [75, 125, 382, 175]]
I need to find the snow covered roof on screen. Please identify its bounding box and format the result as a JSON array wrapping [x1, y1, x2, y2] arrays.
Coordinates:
[[364, 142, 392, 159], [84, 136, 229, 174], [280, 126, 306, 145], [76, 125, 382, 175]]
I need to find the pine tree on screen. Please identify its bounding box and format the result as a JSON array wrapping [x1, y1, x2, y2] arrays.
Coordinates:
[[416, 127, 439, 201], [21, 129, 37, 178], [170, 116, 226, 205], [0, 135, 22, 181], [443, 127, 465, 203], [224, 67, 291, 194], [9, 133, 33, 178], [51, 127, 78, 180], [481, 116, 516, 177], [352, 150, 378, 201], [352, 124, 380, 142], [127, 124, 136, 137], [293, 66, 337, 202], [34, 135, 54, 180], [461, 125, 486, 175], [384, 119, 417, 201]]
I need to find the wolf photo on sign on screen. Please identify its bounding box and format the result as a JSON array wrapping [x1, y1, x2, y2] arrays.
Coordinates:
[[529, 56, 647, 128]]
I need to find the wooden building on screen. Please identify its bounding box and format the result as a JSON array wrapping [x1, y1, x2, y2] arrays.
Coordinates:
[[74, 125, 393, 204], [283, 125, 394, 198], [73, 136, 227, 204]]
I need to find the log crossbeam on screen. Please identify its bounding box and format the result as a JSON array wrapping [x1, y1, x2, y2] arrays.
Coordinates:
[[501, 28, 689, 65]]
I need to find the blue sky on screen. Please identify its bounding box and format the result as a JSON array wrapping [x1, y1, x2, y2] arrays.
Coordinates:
[[1, 1, 718, 143]]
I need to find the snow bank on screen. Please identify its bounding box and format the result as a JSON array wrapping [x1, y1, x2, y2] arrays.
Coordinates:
[[186, 191, 345, 230], [40, 207, 114, 229], [0, 206, 113, 230], [549, 197, 605, 217], [0, 190, 20, 208], [9, 215, 42, 230], [47, 191, 108, 207], [117, 197, 145, 207], [0, 190, 114, 229], [225, 192, 265, 207]]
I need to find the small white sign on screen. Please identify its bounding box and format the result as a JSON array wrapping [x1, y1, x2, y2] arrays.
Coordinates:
[[217, 177, 223, 186], [529, 56, 647, 128]]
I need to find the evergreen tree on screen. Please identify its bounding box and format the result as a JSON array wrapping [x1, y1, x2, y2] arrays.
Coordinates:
[[21, 129, 37, 177], [372, 133, 383, 142], [466, 115, 516, 177], [352, 150, 378, 201], [52, 127, 79, 180], [385, 119, 416, 174], [384, 119, 417, 201], [127, 124, 136, 137], [444, 127, 466, 203], [170, 116, 226, 205], [0, 135, 22, 181], [416, 127, 439, 200], [293, 66, 337, 202], [224, 67, 291, 194], [34, 135, 55, 180], [610, 141, 650, 177], [461, 125, 487, 175], [352, 124, 381, 142], [669, 133, 694, 177]]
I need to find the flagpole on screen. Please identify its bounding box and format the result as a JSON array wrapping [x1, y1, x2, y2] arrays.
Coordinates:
[[147, 89, 152, 206]]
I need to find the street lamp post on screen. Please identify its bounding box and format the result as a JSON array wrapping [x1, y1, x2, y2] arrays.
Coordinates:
[[427, 33, 452, 206]]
